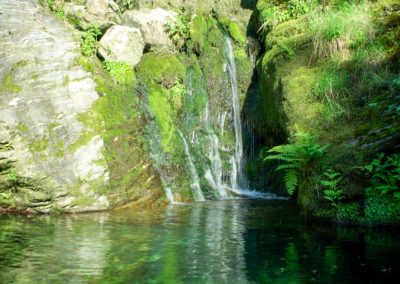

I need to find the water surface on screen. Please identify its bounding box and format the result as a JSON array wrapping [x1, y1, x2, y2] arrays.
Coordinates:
[[1, 199, 400, 283]]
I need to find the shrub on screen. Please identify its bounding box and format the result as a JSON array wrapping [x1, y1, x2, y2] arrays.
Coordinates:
[[81, 24, 101, 57], [165, 7, 191, 50], [361, 153, 400, 198], [257, 0, 316, 33]]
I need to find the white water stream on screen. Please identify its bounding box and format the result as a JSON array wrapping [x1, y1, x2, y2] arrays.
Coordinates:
[[225, 36, 248, 192], [177, 128, 205, 201]]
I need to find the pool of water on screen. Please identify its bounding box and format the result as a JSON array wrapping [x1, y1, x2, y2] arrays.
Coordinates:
[[1, 199, 400, 283]]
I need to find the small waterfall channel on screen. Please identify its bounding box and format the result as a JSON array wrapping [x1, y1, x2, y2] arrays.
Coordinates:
[[225, 37, 248, 193], [177, 129, 205, 201]]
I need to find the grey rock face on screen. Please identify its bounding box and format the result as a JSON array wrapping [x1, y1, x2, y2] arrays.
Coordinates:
[[123, 8, 177, 51], [65, 0, 121, 30], [0, 0, 109, 212], [98, 25, 144, 66]]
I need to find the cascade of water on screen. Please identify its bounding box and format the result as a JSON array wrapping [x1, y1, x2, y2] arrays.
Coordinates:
[[225, 36, 248, 190], [165, 187, 183, 204], [205, 133, 230, 199], [177, 128, 205, 201]]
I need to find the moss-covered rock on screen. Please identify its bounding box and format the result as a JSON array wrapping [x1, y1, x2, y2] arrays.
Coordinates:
[[252, 0, 400, 225]]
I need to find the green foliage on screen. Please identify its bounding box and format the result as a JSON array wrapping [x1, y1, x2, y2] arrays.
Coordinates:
[[220, 18, 246, 45], [264, 132, 328, 195], [56, 9, 65, 19], [102, 60, 135, 84], [170, 79, 185, 111], [165, 7, 191, 50], [365, 195, 400, 225], [47, 0, 54, 10], [308, 1, 373, 58], [312, 69, 348, 119], [257, 0, 316, 33], [7, 169, 18, 184], [361, 153, 400, 197], [121, 0, 138, 10], [321, 169, 344, 208], [81, 24, 101, 57]]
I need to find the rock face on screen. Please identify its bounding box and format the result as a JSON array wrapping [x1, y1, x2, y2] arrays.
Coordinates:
[[98, 25, 144, 66], [123, 8, 177, 51], [0, 0, 163, 212], [65, 0, 121, 30]]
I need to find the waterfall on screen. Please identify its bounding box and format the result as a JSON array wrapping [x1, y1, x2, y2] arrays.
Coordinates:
[[165, 187, 183, 204], [177, 129, 205, 201], [205, 133, 230, 199], [225, 36, 248, 191]]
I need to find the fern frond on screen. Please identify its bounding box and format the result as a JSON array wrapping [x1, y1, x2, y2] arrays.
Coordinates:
[[284, 169, 298, 195], [276, 164, 299, 171], [264, 155, 300, 162]]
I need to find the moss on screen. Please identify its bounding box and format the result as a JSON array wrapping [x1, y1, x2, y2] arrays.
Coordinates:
[[220, 17, 246, 46], [56, 140, 64, 150], [74, 56, 164, 208], [55, 150, 64, 158], [29, 137, 49, 153], [136, 53, 186, 87], [208, 26, 224, 47], [234, 48, 253, 93], [0, 70, 22, 93], [365, 196, 400, 225], [147, 82, 178, 153], [75, 56, 94, 73], [66, 14, 83, 29], [48, 123, 61, 138], [68, 131, 95, 152], [190, 15, 208, 51], [228, 21, 246, 45], [16, 123, 28, 133]]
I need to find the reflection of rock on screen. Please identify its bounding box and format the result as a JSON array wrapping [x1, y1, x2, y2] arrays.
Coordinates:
[[98, 25, 144, 66], [65, 0, 121, 30], [122, 8, 177, 51]]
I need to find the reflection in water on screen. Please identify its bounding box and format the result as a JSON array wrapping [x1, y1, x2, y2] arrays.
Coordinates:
[[1, 199, 400, 283]]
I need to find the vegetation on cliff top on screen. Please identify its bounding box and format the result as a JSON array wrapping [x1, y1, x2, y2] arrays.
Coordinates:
[[258, 0, 400, 225]]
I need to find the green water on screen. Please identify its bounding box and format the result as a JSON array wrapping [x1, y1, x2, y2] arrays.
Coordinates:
[[1, 199, 400, 283]]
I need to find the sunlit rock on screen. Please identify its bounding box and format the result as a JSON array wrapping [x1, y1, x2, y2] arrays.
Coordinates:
[[98, 25, 144, 67], [122, 8, 177, 51]]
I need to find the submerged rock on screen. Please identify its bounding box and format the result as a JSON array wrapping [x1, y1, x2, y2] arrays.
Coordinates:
[[98, 25, 144, 66]]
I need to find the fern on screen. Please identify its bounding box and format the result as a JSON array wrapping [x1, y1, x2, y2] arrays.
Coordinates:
[[321, 169, 344, 222], [284, 169, 298, 195], [360, 153, 400, 197], [263, 132, 328, 195]]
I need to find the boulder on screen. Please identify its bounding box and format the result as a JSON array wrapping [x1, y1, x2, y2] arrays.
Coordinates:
[[98, 25, 144, 67], [65, 0, 121, 30], [123, 8, 177, 51]]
